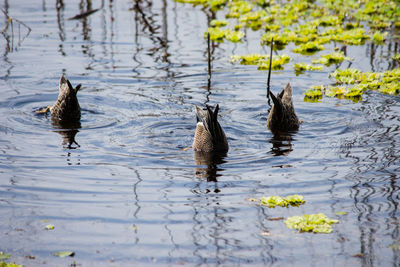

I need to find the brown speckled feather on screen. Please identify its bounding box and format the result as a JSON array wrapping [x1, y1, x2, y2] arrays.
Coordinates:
[[50, 75, 81, 122], [267, 83, 299, 133], [193, 104, 229, 152]]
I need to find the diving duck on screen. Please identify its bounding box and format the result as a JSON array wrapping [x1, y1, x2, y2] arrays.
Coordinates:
[[267, 83, 299, 133], [193, 104, 229, 153], [47, 75, 81, 122]]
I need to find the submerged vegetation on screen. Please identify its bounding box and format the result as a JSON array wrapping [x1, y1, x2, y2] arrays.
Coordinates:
[[175, 0, 400, 100]]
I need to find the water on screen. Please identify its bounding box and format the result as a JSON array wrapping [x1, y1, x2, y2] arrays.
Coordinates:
[[0, 0, 400, 266]]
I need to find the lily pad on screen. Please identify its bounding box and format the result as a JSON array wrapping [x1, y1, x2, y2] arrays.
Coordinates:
[[284, 213, 339, 234], [45, 224, 55, 230], [52, 251, 75, 258], [260, 194, 305, 208], [0, 252, 11, 260]]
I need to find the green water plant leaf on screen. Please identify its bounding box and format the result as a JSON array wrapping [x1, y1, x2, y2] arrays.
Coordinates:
[[0, 252, 11, 260], [0, 262, 22, 267], [371, 31, 388, 44], [293, 41, 324, 55], [210, 19, 228, 27], [312, 51, 351, 66], [294, 63, 323, 73], [284, 213, 339, 234], [335, 211, 347, 215], [260, 194, 305, 208], [52, 251, 75, 258], [304, 85, 324, 100], [45, 224, 55, 230]]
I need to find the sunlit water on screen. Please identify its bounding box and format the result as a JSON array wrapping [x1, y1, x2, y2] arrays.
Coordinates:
[[0, 0, 399, 266]]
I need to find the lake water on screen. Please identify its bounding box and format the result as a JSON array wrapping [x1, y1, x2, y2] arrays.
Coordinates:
[[1, 0, 400, 266]]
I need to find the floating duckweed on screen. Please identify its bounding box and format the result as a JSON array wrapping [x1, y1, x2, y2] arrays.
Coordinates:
[[312, 51, 352, 66], [371, 31, 388, 44], [231, 53, 267, 64], [205, 27, 244, 43], [304, 85, 323, 100], [258, 55, 290, 70], [325, 86, 346, 97], [260, 32, 291, 49], [330, 68, 362, 84], [260, 194, 305, 208], [0, 252, 11, 260], [312, 15, 342, 27], [284, 213, 339, 234], [379, 82, 400, 95], [210, 19, 228, 27], [334, 28, 369, 45], [231, 54, 290, 70], [0, 262, 23, 267], [294, 63, 323, 72], [205, 27, 225, 41], [209, 0, 227, 10], [174, 0, 207, 6], [344, 87, 363, 99], [393, 54, 400, 61], [293, 41, 324, 54], [224, 30, 245, 43]]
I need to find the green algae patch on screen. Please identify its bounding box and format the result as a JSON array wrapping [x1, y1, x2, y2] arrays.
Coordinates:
[[0, 262, 22, 267], [334, 28, 369, 45], [231, 54, 290, 70], [293, 41, 324, 55], [210, 19, 228, 27], [260, 194, 305, 208], [304, 85, 324, 100], [52, 251, 75, 258], [284, 213, 339, 234], [393, 54, 400, 61], [205, 27, 245, 43], [0, 253, 11, 261], [45, 224, 55, 230], [371, 31, 388, 44], [294, 63, 323, 74], [312, 51, 351, 66]]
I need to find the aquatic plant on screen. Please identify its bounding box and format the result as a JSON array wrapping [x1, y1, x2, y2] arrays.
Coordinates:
[[284, 213, 339, 234], [231, 54, 290, 70], [260, 194, 305, 208], [294, 63, 323, 73], [371, 31, 388, 44], [293, 41, 324, 54], [304, 85, 324, 100], [210, 19, 228, 27], [0, 262, 22, 267], [312, 51, 352, 66], [334, 28, 369, 45], [205, 27, 245, 43]]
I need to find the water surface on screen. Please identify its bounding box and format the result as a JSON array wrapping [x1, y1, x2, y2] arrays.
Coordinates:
[[0, 0, 400, 266]]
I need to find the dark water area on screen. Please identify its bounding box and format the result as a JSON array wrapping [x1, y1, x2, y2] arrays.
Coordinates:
[[0, 0, 400, 266]]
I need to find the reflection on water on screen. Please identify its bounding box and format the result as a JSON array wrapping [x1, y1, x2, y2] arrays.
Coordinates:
[[0, 0, 399, 266], [194, 151, 226, 182], [269, 133, 294, 156], [52, 120, 81, 149]]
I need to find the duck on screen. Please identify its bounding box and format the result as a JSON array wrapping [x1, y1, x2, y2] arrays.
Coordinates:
[[193, 104, 229, 153], [267, 83, 299, 133], [37, 75, 81, 122]]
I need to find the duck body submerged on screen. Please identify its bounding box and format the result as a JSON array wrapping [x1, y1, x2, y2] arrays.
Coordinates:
[[50, 75, 81, 122], [267, 83, 299, 133], [193, 104, 229, 153]]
